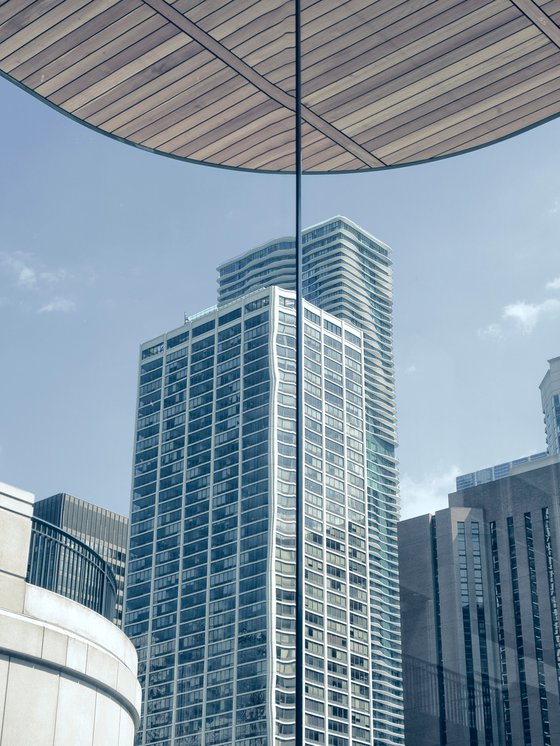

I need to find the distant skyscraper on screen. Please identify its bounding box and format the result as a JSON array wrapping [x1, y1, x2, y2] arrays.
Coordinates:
[[219, 216, 402, 741], [34, 492, 128, 626], [126, 286, 383, 745], [540, 355, 560, 456], [400, 456, 560, 746]]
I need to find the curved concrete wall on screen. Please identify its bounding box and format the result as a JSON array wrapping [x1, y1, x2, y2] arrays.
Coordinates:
[[0, 482, 141, 746]]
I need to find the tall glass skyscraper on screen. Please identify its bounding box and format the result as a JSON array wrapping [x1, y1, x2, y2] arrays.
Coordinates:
[[126, 217, 402, 746], [219, 217, 402, 743]]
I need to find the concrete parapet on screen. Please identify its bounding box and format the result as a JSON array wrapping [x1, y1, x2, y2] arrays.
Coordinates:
[[0, 482, 141, 745]]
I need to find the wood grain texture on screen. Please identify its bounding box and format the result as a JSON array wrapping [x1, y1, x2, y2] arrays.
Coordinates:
[[1, 0, 559, 171]]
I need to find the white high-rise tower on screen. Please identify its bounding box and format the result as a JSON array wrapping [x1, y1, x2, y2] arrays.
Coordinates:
[[218, 217, 402, 743], [126, 218, 403, 746]]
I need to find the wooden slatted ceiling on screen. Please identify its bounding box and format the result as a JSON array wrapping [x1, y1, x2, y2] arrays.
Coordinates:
[[1, 0, 560, 173]]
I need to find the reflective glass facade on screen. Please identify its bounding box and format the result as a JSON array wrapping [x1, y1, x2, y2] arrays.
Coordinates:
[[219, 216, 402, 744], [400, 460, 560, 746], [127, 286, 376, 746]]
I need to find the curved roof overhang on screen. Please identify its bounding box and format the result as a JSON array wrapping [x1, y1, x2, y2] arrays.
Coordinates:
[[1, 0, 560, 173]]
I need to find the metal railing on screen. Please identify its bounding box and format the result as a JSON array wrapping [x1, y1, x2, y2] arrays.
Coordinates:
[[27, 517, 117, 621]]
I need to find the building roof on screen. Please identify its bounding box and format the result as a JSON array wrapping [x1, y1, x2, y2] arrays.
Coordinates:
[[1, 0, 560, 173]]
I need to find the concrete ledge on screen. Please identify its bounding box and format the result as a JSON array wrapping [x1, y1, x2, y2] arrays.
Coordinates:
[[0, 481, 35, 515], [0, 480, 140, 744], [0, 653, 138, 746], [25, 585, 138, 673], [0, 589, 141, 728]]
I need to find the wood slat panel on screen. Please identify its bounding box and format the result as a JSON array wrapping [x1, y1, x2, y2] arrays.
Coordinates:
[[188, 107, 292, 162], [379, 66, 560, 161], [0, 0, 94, 60], [0, 0, 66, 35], [59, 32, 189, 110], [77, 43, 212, 122], [141, 86, 269, 149], [398, 87, 560, 164], [1, 0, 560, 172], [7, 0, 140, 76], [302, 2, 514, 106], [251, 123, 323, 170], [317, 15, 537, 124], [307, 152, 368, 172], [200, 1, 291, 44], [336, 28, 545, 134], [92, 52, 224, 129], [227, 119, 317, 170], [218, 127, 294, 169], [25, 4, 159, 92], [511, 0, 560, 45], [541, 0, 560, 12], [299, 0, 501, 97], [359, 45, 559, 150], [36, 8, 168, 97], [124, 75, 256, 145], [453, 95, 560, 155], [267, 0, 441, 94]]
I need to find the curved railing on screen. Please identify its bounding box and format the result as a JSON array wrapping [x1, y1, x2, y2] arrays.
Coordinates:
[[27, 517, 117, 621]]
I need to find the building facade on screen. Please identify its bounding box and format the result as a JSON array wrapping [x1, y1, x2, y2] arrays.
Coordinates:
[[126, 285, 391, 745], [400, 458, 560, 746], [0, 481, 141, 745], [218, 216, 402, 742], [540, 356, 560, 456], [34, 492, 128, 626]]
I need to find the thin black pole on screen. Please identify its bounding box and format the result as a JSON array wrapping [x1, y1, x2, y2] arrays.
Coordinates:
[[295, 0, 304, 744]]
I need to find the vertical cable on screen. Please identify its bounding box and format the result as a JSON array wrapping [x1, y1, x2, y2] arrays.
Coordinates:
[[295, 0, 304, 745]]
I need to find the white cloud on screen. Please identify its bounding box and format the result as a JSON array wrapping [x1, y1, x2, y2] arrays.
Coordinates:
[[546, 276, 560, 291], [405, 364, 417, 374], [502, 298, 560, 334], [38, 297, 76, 313], [400, 465, 461, 520], [549, 199, 560, 216], [17, 264, 37, 287], [479, 296, 560, 338], [1, 251, 70, 290], [40, 268, 69, 284], [478, 322, 502, 339]]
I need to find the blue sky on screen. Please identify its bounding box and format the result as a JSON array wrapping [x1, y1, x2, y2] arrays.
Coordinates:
[[1, 75, 559, 518]]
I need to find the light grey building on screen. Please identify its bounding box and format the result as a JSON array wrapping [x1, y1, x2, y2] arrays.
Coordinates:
[[540, 356, 560, 456], [218, 216, 402, 741], [34, 492, 128, 627], [400, 457, 560, 746], [126, 286, 380, 746]]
